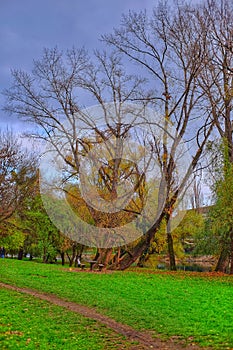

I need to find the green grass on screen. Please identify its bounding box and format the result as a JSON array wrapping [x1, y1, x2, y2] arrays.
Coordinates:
[[0, 288, 134, 349], [1, 259, 233, 349]]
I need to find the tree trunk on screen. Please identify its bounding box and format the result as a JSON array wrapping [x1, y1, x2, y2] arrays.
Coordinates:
[[107, 196, 181, 270], [215, 247, 229, 273], [69, 244, 76, 267], [98, 248, 113, 267], [230, 233, 233, 275], [109, 213, 165, 270], [109, 236, 148, 270], [166, 218, 177, 271], [137, 249, 149, 267], [18, 248, 23, 260], [60, 252, 65, 266], [93, 249, 100, 261]]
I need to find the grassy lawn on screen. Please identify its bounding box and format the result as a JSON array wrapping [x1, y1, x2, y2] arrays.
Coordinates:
[[0, 287, 135, 349], [0, 259, 233, 349]]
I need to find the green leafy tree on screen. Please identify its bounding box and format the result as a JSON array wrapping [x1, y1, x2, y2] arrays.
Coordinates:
[[0, 129, 37, 225], [195, 143, 233, 274], [22, 195, 61, 263], [172, 210, 205, 258], [209, 164, 233, 273], [0, 221, 25, 257]]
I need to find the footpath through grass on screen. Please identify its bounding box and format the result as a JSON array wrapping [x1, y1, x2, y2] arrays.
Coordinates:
[[0, 259, 233, 349], [0, 288, 133, 350]]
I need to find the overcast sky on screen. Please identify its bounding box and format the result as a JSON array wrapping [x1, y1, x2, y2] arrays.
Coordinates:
[[0, 0, 156, 131]]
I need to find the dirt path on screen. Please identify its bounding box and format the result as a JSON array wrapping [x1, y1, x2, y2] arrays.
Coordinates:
[[0, 282, 204, 350]]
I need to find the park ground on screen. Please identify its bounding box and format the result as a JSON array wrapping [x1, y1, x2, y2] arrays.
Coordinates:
[[0, 259, 233, 349]]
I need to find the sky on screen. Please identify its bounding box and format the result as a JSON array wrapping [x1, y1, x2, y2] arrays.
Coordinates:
[[0, 0, 155, 131]]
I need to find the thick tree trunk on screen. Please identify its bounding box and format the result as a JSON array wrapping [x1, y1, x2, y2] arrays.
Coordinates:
[[98, 248, 113, 267], [107, 193, 180, 270], [215, 247, 229, 273], [108, 213, 165, 270], [136, 213, 177, 271], [18, 248, 23, 260], [109, 236, 149, 270]]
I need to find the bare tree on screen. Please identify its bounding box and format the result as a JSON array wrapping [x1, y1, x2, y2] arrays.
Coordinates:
[[4, 48, 154, 265], [4, 2, 215, 270], [197, 0, 233, 158], [103, 1, 213, 269]]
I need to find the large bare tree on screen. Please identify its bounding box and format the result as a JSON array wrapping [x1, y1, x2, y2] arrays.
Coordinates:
[[4, 48, 154, 264], [103, 1, 213, 269], [4, 2, 214, 270]]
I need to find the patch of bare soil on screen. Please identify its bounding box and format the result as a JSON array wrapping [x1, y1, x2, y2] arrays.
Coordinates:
[[0, 282, 206, 350]]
